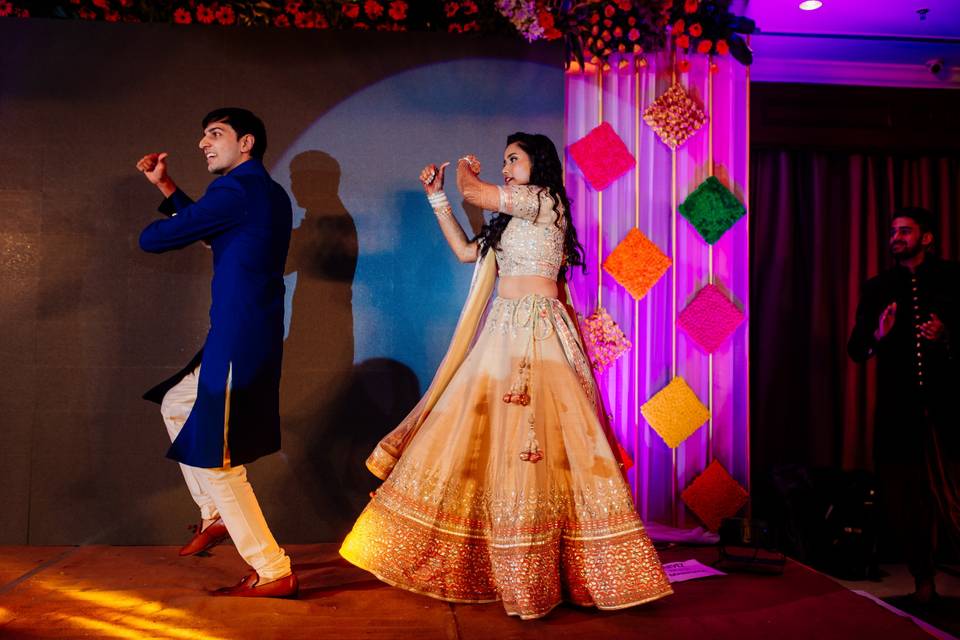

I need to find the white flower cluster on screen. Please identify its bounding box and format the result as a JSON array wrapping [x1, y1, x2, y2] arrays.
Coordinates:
[[496, 0, 545, 42]]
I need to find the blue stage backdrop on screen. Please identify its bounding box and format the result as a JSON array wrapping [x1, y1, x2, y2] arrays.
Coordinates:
[[0, 18, 561, 544], [274, 58, 562, 389]]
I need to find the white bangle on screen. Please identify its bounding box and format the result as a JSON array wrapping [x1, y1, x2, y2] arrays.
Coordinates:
[[427, 191, 449, 207], [428, 191, 451, 219]]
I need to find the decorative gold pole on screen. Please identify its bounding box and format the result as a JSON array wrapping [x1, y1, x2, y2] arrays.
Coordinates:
[[670, 48, 679, 528], [598, 68, 604, 308], [744, 40, 752, 514], [633, 54, 642, 510], [707, 56, 715, 464]]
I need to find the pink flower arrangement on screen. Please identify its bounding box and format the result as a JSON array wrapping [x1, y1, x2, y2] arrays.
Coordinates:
[[582, 307, 632, 373]]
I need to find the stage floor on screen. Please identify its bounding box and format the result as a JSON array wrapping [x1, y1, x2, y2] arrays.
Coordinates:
[[0, 543, 947, 639]]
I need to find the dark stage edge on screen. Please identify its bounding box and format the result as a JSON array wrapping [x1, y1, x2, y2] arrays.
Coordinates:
[[0, 544, 940, 639]]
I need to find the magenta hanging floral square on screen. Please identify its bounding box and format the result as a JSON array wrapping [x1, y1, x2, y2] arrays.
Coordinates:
[[567, 122, 636, 191], [678, 283, 744, 353]]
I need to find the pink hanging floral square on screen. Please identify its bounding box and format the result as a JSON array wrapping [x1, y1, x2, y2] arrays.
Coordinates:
[[567, 122, 636, 191], [678, 283, 745, 354]]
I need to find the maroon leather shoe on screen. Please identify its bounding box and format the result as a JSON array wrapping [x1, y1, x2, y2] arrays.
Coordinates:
[[211, 572, 299, 598], [179, 518, 229, 556]]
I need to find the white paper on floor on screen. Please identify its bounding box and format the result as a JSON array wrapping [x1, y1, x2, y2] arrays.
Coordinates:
[[663, 559, 727, 583]]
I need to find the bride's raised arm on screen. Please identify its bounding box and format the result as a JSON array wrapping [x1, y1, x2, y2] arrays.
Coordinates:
[[457, 157, 560, 225], [420, 161, 479, 263]]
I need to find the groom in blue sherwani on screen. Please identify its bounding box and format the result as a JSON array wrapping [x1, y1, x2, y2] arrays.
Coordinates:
[[137, 107, 297, 598]]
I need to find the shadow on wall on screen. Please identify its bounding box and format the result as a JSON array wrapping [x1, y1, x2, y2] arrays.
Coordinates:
[[279, 150, 419, 539]]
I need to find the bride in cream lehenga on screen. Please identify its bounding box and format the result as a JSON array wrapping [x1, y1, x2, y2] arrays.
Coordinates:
[[340, 132, 672, 620]]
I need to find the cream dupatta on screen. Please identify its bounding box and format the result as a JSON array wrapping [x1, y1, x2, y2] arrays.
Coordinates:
[[365, 252, 497, 480], [365, 253, 632, 480]]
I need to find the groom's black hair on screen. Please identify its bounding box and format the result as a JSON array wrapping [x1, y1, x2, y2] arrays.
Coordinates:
[[202, 107, 267, 160]]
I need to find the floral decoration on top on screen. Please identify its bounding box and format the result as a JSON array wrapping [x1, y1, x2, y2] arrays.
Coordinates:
[[2, 0, 757, 68], [669, 0, 755, 65], [497, 0, 670, 69], [0, 0, 504, 33]]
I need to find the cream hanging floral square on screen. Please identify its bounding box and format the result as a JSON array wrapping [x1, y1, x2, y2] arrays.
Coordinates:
[[642, 83, 706, 149]]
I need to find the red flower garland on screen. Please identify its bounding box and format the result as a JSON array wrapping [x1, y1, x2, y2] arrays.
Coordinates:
[[0, 0, 751, 66], [387, 1, 406, 20], [196, 4, 214, 24]]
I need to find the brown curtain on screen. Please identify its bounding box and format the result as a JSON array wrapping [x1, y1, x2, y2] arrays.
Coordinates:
[[750, 150, 960, 483]]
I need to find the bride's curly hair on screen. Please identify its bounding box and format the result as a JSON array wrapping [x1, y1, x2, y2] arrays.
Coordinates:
[[475, 132, 586, 281]]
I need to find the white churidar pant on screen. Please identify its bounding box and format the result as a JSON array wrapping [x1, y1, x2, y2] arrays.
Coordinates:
[[160, 366, 291, 581]]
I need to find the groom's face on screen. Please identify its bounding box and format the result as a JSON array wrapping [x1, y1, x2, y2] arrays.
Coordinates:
[[198, 121, 252, 175]]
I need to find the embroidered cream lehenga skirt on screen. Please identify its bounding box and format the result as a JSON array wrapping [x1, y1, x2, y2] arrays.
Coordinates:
[[340, 294, 672, 619]]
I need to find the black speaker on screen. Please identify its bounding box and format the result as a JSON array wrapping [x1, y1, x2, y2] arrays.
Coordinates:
[[769, 465, 878, 580], [715, 517, 786, 574]]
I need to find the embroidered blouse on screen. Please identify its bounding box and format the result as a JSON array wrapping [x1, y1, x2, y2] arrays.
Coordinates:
[[493, 184, 565, 280]]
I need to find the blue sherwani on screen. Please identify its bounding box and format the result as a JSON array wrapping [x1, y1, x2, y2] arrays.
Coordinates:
[[140, 159, 292, 468]]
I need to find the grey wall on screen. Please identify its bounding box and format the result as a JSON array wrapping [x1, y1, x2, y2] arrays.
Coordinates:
[[0, 18, 563, 544]]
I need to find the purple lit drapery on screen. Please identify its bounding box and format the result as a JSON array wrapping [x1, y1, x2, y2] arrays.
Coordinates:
[[565, 52, 750, 527]]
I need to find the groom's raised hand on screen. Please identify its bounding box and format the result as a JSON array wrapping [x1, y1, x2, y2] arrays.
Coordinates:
[[137, 152, 177, 197]]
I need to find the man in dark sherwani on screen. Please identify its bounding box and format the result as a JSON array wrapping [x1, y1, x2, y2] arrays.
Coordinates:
[[137, 107, 297, 598], [848, 207, 960, 604]]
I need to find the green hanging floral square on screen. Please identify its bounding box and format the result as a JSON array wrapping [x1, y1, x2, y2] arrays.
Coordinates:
[[678, 176, 746, 245]]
